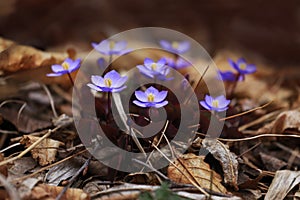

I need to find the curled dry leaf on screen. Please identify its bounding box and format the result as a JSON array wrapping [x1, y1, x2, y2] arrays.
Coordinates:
[[265, 170, 300, 200], [167, 153, 227, 194], [20, 135, 64, 166], [258, 110, 300, 134], [202, 138, 239, 191], [24, 184, 90, 200], [0, 37, 67, 73]]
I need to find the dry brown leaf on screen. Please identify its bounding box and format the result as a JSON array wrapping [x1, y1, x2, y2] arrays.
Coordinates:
[[265, 170, 300, 200], [20, 135, 63, 166], [259, 152, 287, 172], [202, 138, 239, 191], [45, 158, 83, 186], [7, 157, 37, 181], [258, 110, 300, 134], [124, 172, 160, 185], [167, 153, 227, 194], [0, 154, 7, 177], [0, 107, 52, 133], [24, 184, 90, 200], [0, 37, 67, 73]]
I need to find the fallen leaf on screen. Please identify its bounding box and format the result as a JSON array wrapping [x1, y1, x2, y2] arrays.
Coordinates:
[[124, 172, 160, 185], [258, 110, 300, 134], [7, 157, 37, 181], [0, 153, 7, 176], [0, 106, 52, 133], [167, 153, 227, 194], [20, 135, 64, 166], [0, 37, 67, 73], [259, 152, 287, 171], [45, 158, 83, 186], [265, 170, 300, 200], [0, 37, 14, 52], [23, 184, 90, 200], [18, 178, 40, 199], [202, 138, 239, 191]]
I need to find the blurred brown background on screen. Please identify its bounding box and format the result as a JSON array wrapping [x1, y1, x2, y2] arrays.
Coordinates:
[[0, 0, 300, 65]]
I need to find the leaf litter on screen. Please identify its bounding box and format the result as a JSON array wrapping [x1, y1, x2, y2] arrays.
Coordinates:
[[0, 15, 299, 200]]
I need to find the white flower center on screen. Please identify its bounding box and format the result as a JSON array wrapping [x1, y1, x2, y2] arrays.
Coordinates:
[[104, 78, 112, 87], [147, 93, 155, 102], [172, 41, 179, 49], [212, 100, 219, 108], [62, 62, 69, 70]]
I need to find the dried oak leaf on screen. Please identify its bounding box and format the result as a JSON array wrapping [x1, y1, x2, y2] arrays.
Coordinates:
[[265, 170, 300, 200], [202, 138, 239, 191], [24, 184, 90, 200], [167, 153, 227, 194], [0, 37, 67, 73], [0, 153, 8, 176], [258, 110, 300, 134], [20, 135, 64, 166]]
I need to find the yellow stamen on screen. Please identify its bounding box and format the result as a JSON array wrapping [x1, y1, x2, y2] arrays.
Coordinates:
[[104, 78, 112, 87], [109, 41, 115, 49], [212, 100, 219, 108], [62, 62, 69, 70], [147, 93, 155, 102], [239, 63, 247, 70], [172, 41, 179, 49], [151, 63, 157, 70]]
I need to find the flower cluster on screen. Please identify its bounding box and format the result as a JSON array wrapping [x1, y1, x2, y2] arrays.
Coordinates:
[[218, 58, 256, 81]]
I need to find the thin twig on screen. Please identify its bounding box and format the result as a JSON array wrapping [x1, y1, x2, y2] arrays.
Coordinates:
[[184, 65, 209, 105], [0, 125, 62, 167], [238, 109, 282, 131], [0, 143, 21, 153], [41, 84, 58, 118], [132, 158, 169, 181], [219, 100, 274, 121], [194, 131, 300, 142]]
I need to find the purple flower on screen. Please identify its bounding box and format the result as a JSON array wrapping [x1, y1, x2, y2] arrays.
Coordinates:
[[165, 57, 191, 69], [133, 86, 168, 108], [92, 40, 127, 55], [47, 58, 81, 77], [228, 58, 256, 75], [159, 40, 190, 54], [97, 58, 107, 70], [87, 70, 127, 92], [218, 70, 244, 81], [137, 58, 173, 81], [200, 95, 230, 112]]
